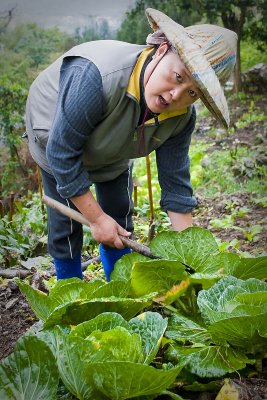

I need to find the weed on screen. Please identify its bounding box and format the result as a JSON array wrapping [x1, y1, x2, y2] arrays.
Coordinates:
[[209, 214, 236, 229], [209, 203, 251, 231], [235, 206, 251, 218], [196, 145, 267, 197], [242, 225, 263, 242], [245, 178, 267, 194], [229, 91, 250, 103], [236, 110, 265, 129], [253, 196, 267, 207], [197, 149, 240, 195], [216, 237, 241, 252]]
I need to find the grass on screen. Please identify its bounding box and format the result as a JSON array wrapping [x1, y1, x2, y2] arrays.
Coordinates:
[[193, 146, 267, 197], [131, 140, 266, 207], [241, 40, 267, 72]]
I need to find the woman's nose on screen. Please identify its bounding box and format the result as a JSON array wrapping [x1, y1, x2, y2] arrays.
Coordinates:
[[170, 86, 185, 101]]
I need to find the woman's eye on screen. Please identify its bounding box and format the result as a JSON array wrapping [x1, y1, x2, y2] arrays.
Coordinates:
[[175, 73, 182, 82], [188, 89, 197, 97]]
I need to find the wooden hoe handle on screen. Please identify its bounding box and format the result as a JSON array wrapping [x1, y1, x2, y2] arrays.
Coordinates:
[[42, 194, 160, 259]]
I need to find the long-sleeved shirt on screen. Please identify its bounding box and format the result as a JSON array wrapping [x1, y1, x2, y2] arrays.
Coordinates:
[[46, 56, 197, 213]]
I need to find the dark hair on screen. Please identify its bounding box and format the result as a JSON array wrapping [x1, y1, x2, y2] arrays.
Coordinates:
[[146, 30, 175, 52]]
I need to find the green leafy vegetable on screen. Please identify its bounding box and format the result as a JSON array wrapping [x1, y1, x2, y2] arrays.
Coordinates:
[[86, 327, 144, 363], [43, 295, 154, 328], [165, 313, 211, 345], [84, 362, 181, 399], [17, 278, 154, 328], [131, 259, 188, 297], [69, 312, 130, 338], [197, 276, 267, 347], [166, 343, 253, 378], [111, 253, 148, 283], [128, 311, 168, 364], [228, 256, 267, 280], [150, 228, 219, 273], [0, 335, 59, 400], [37, 312, 179, 399]]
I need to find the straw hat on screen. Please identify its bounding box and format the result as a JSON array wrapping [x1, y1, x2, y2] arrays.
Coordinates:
[[145, 8, 237, 129]]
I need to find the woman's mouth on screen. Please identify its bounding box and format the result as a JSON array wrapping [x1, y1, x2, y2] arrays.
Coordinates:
[[157, 95, 169, 108]]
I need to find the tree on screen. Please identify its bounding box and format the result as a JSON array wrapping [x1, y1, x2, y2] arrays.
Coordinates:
[[0, 23, 74, 88], [0, 5, 16, 34], [0, 75, 28, 193], [11, 24, 72, 68], [243, 0, 267, 50], [117, 0, 201, 44], [73, 16, 114, 45], [98, 19, 112, 40], [193, 0, 267, 91], [0, 76, 26, 157]]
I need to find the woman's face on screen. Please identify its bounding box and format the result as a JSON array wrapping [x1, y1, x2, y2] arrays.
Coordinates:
[[144, 43, 200, 113]]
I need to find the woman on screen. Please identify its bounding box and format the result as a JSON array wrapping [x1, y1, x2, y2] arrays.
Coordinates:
[[25, 8, 237, 280]]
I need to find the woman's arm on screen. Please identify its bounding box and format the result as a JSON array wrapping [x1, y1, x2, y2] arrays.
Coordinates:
[[167, 210, 192, 231], [71, 192, 130, 248], [156, 106, 197, 231], [46, 57, 130, 247], [46, 57, 104, 198]]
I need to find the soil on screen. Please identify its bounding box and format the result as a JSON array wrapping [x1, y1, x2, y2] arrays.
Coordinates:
[[194, 190, 267, 255], [0, 92, 266, 399], [0, 281, 37, 360], [192, 92, 267, 256]]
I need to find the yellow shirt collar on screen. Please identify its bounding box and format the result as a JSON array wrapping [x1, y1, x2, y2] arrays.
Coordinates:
[[127, 48, 187, 122]]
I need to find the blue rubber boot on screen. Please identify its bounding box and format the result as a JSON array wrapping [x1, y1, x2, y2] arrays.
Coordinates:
[[99, 244, 131, 281], [53, 254, 83, 280]]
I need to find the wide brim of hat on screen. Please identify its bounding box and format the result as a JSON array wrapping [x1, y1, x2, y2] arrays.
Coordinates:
[[145, 8, 230, 129]]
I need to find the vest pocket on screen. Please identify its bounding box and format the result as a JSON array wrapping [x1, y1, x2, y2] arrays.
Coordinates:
[[32, 129, 49, 148]]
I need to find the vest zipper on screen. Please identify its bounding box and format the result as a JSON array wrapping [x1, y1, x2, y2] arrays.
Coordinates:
[[153, 114, 159, 127]]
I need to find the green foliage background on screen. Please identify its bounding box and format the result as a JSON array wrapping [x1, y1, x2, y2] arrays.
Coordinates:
[[0, 1, 266, 195]]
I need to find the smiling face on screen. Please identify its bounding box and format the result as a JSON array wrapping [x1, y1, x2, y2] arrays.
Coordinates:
[[143, 43, 200, 113]]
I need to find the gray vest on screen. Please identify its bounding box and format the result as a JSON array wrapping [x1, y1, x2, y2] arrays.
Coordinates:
[[26, 40, 192, 182]]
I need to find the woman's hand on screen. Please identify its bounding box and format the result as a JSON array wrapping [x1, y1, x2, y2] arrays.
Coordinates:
[[70, 191, 131, 249], [90, 212, 131, 248]]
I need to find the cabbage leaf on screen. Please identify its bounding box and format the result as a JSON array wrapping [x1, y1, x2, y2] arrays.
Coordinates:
[[0, 335, 59, 400]]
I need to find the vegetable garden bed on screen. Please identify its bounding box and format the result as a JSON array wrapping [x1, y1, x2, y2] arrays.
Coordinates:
[[0, 93, 266, 398], [0, 227, 266, 399]]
